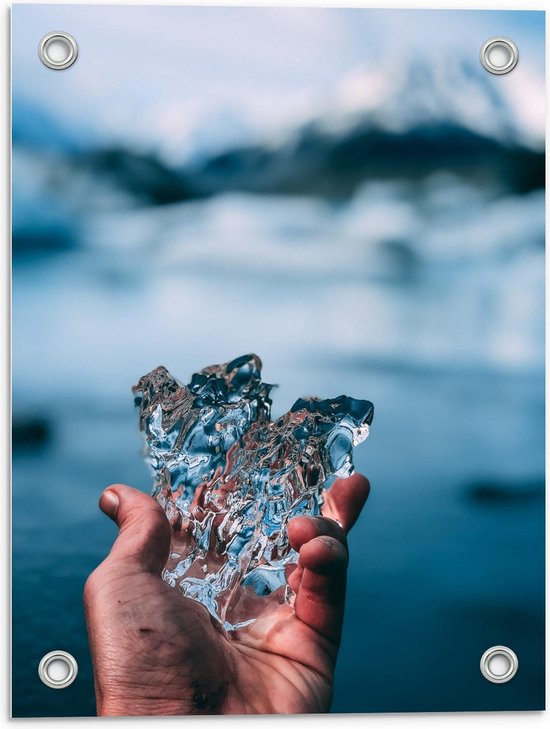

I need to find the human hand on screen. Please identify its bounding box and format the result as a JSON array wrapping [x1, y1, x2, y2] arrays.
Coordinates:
[[84, 474, 370, 716]]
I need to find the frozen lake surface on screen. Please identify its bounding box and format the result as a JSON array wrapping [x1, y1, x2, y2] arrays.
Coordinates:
[[12, 182, 544, 715]]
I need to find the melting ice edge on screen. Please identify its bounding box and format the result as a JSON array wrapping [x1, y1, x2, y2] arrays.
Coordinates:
[[133, 354, 374, 630]]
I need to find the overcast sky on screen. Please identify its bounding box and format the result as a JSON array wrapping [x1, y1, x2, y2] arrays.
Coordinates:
[[12, 5, 545, 161]]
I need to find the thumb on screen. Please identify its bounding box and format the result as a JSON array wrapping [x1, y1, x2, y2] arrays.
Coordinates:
[[99, 484, 171, 574]]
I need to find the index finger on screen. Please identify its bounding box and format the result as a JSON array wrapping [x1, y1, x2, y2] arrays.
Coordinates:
[[321, 473, 370, 532]]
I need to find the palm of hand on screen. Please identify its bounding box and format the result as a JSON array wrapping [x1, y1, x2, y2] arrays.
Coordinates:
[[84, 475, 370, 716]]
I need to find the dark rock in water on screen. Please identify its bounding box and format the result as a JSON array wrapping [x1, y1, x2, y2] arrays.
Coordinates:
[[12, 416, 52, 450], [12, 225, 77, 260], [465, 479, 544, 507]]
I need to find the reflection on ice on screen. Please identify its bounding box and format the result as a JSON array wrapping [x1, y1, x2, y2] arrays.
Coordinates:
[[133, 354, 373, 629]]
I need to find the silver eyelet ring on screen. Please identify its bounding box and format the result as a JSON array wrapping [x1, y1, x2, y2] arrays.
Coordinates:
[[480, 37, 518, 75], [38, 32, 78, 70], [480, 645, 518, 684], [38, 651, 78, 689]]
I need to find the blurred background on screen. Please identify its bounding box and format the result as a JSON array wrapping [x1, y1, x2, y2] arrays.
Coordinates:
[[12, 5, 544, 717]]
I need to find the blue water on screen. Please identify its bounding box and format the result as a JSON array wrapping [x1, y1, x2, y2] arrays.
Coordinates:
[[11, 129, 545, 719], [12, 346, 544, 715]]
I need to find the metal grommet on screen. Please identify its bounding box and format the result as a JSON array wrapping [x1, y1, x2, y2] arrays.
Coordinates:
[[480, 37, 518, 75], [38, 32, 78, 70], [480, 645, 518, 684], [38, 651, 78, 689]]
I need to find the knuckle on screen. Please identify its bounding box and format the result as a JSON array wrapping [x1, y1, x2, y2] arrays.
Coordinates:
[[319, 516, 347, 544], [83, 570, 99, 606], [320, 535, 349, 563], [83, 563, 107, 605]]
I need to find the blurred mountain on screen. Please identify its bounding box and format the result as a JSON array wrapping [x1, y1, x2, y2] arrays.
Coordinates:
[[79, 148, 201, 205], [11, 55, 544, 260], [191, 122, 543, 198], [190, 58, 544, 197]]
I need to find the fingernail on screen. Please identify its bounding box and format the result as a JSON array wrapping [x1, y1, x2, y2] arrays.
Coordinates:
[[100, 489, 119, 519]]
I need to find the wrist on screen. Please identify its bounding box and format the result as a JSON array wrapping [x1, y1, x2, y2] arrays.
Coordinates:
[[97, 692, 193, 717]]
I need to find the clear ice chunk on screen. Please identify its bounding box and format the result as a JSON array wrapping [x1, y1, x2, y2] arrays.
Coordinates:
[[133, 354, 373, 630]]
